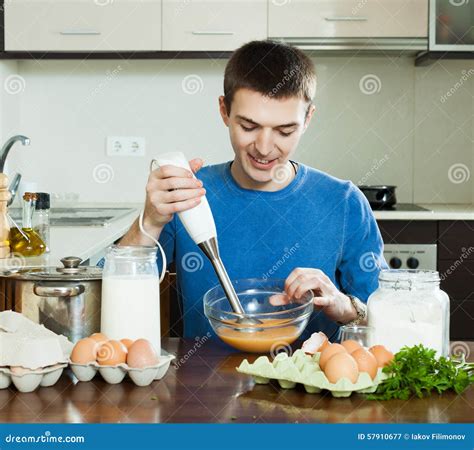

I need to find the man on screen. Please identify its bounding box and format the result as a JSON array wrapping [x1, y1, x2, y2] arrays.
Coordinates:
[[119, 40, 386, 341]]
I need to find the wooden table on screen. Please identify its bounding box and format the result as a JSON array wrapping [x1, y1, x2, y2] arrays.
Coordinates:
[[0, 339, 472, 423]]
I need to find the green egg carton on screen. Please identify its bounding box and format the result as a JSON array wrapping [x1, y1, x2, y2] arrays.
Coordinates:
[[237, 349, 387, 398]]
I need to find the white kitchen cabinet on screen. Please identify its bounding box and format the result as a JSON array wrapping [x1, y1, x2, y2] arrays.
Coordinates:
[[162, 0, 267, 51], [269, 0, 428, 39], [4, 0, 162, 52]]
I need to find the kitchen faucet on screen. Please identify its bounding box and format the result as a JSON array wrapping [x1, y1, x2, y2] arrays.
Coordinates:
[[0, 135, 30, 173]]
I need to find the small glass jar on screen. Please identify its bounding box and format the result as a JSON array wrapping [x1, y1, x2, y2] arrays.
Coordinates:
[[367, 270, 449, 357], [101, 245, 161, 354]]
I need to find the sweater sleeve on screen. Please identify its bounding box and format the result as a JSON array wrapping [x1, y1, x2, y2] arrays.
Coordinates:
[[337, 183, 388, 302]]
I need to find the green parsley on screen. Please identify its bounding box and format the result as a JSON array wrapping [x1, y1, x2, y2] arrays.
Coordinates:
[[368, 344, 474, 401]]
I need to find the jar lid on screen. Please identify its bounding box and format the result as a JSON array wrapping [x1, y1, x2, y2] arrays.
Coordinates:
[[106, 245, 157, 260], [35, 192, 50, 210]]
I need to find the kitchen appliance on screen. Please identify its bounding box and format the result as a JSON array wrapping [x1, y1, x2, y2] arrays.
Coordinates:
[[384, 244, 437, 270], [368, 270, 450, 357], [358, 185, 397, 209], [6, 256, 102, 343], [152, 152, 261, 328]]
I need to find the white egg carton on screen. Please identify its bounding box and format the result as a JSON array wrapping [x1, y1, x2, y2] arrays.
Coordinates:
[[0, 364, 67, 393], [70, 353, 175, 386]]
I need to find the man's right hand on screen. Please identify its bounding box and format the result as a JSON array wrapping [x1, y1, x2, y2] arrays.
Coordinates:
[[142, 158, 206, 234]]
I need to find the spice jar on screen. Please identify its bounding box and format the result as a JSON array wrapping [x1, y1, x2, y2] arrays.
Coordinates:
[[367, 270, 449, 357]]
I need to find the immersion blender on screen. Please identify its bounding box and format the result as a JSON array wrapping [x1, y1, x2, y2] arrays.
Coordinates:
[[152, 152, 261, 328]]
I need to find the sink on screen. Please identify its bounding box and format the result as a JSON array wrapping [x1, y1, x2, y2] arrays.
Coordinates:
[[8, 207, 137, 227]]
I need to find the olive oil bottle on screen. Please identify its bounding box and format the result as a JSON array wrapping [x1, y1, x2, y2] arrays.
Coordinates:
[[9, 192, 46, 257]]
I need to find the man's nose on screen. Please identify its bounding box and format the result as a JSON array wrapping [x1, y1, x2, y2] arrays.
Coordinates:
[[254, 129, 274, 157]]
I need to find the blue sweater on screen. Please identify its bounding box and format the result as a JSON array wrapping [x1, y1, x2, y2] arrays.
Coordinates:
[[158, 161, 386, 341]]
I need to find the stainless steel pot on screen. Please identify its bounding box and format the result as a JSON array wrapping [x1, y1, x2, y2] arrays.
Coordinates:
[[358, 185, 397, 209], [6, 256, 102, 343]]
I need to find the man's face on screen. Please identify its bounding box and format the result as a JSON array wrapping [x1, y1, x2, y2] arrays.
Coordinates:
[[219, 88, 314, 189]]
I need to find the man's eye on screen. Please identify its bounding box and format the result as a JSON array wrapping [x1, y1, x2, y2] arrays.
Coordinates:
[[279, 130, 294, 137], [241, 125, 257, 132]]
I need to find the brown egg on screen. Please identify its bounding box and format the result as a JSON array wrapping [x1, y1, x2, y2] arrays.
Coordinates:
[[369, 345, 394, 368], [319, 343, 347, 370], [127, 339, 159, 368], [70, 338, 98, 364], [324, 352, 359, 384], [120, 339, 134, 350], [351, 348, 378, 380], [90, 333, 108, 345], [96, 340, 127, 366], [301, 332, 329, 355], [341, 339, 362, 354]]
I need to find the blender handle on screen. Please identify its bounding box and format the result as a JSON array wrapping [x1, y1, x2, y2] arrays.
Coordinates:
[[34, 283, 85, 298]]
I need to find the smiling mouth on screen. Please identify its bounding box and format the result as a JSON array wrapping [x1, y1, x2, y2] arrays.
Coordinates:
[[248, 154, 277, 165]]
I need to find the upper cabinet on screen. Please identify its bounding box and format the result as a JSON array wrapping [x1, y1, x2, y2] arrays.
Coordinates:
[[4, 0, 162, 52], [268, 0, 428, 39], [162, 0, 267, 51]]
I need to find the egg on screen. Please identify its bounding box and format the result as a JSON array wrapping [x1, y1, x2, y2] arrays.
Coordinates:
[[301, 332, 329, 355], [369, 345, 394, 368], [70, 338, 99, 364], [324, 352, 359, 384], [351, 348, 378, 380], [319, 343, 347, 370], [341, 339, 362, 354], [127, 339, 159, 368], [90, 333, 108, 345], [120, 339, 134, 350], [96, 340, 127, 366]]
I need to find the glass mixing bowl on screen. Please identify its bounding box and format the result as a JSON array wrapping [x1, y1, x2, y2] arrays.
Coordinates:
[[203, 278, 314, 353]]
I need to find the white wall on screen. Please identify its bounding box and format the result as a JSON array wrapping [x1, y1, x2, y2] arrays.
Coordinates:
[[2, 55, 473, 204]]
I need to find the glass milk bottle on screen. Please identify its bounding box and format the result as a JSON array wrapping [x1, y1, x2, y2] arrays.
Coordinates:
[[367, 270, 450, 357], [101, 246, 161, 354]]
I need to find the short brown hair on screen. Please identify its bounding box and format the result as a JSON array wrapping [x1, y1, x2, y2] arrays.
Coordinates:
[[223, 40, 317, 113]]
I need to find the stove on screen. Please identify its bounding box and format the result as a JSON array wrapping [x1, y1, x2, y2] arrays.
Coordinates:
[[372, 203, 432, 212]]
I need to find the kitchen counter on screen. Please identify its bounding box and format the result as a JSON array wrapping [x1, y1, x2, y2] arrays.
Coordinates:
[[373, 204, 474, 221], [0, 338, 472, 424]]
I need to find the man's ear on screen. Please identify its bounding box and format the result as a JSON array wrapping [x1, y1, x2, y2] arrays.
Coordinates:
[[303, 104, 316, 133], [219, 95, 230, 126]]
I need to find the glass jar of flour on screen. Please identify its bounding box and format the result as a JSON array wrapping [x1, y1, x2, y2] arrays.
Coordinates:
[[101, 245, 161, 354], [367, 270, 449, 357]]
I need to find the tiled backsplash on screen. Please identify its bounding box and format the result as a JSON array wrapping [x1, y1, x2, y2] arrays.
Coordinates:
[[1, 55, 473, 204]]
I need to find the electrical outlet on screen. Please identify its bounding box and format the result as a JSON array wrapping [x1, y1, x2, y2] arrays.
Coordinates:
[[106, 137, 146, 156]]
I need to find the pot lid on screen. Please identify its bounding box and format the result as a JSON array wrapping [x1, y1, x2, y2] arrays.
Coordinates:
[[10, 256, 102, 281]]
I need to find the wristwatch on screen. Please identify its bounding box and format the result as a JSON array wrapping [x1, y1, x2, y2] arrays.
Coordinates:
[[338, 295, 367, 326]]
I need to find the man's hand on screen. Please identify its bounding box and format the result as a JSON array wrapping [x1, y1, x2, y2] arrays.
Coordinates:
[[270, 268, 358, 324]]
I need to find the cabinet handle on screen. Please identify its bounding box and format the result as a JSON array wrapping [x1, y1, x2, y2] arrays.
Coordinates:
[[324, 16, 368, 22], [59, 30, 102, 36], [191, 31, 235, 36]]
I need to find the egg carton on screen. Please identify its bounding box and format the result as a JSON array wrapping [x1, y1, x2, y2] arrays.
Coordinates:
[[70, 353, 175, 387], [237, 349, 388, 398], [0, 311, 73, 369], [0, 364, 67, 393]]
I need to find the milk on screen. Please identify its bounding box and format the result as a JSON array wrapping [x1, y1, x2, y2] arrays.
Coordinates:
[[101, 275, 161, 354]]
